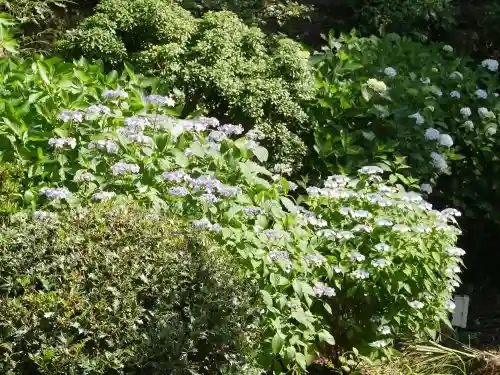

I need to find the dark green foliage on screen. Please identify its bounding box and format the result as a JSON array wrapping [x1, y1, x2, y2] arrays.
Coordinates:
[[0, 203, 257, 374], [56, 0, 315, 169]]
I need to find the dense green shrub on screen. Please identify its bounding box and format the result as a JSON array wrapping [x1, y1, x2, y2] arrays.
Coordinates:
[[308, 32, 500, 227], [56, 0, 316, 168], [0, 202, 257, 374], [0, 163, 24, 215]]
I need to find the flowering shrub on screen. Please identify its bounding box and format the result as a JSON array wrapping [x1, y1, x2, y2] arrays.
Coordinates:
[[308, 32, 500, 225], [0, 47, 465, 373], [56, 0, 316, 168], [0, 203, 257, 374]]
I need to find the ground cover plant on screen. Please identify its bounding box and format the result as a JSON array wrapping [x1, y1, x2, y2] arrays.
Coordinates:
[[0, 41, 466, 373]]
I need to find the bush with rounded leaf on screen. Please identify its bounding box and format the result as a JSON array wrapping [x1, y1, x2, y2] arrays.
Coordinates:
[[56, 0, 316, 169]]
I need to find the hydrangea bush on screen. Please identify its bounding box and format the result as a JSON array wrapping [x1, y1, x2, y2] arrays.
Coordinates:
[[309, 31, 500, 224], [0, 51, 465, 373]]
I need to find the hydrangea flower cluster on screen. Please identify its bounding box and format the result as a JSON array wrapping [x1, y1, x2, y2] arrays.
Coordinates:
[[48, 137, 77, 149]]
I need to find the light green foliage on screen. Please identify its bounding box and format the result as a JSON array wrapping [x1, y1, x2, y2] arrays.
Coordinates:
[[0, 12, 17, 56], [0, 203, 257, 374], [0, 46, 463, 373], [56, 0, 316, 167], [309, 32, 500, 224], [0, 162, 23, 215]]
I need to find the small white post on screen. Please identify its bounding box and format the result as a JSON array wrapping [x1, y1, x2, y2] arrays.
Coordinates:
[[451, 294, 469, 328]]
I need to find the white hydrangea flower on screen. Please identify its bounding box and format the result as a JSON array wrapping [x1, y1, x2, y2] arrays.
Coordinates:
[[431, 152, 448, 172], [478, 107, 496, 119], [384, 67, 397, 78], [367, 78, 388, 93], [481, 59, 499, 72], [409, 300, 425, 309], [424, 128, 440, 141], [447, 246, 466, 256], [370, 340, 389, 348], [408, 111, 425, 124], [487, 126, 497, 136], [443, 45, 453, 52], [439, 134, 453, 147], [475, 89, 488, 99], [420, 183, 432, 195], [450, 90, 460, 98], [449, 71, 463, 80], [420, 77, 431, 85], [460, 107, 472, 118], [462, 120, 474, 131]]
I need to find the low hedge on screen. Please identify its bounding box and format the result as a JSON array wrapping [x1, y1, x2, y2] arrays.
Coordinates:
[[0, 202, 258, 374]]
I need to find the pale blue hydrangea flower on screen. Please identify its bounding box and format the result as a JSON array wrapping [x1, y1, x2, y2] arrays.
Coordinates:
[[425, 128, 440, 141], [352, 269, 370, 279], [420, 183, 432, 195], [339, 207, 354, 216], [144, 94, 175, 106], [208, 130, 228, 143], [476, 89, 488, 99], [306, 186, 321, 196], [219, 124, 245, 136], [337, 230, 354, 240], [192, 219, 212, 230], [439, 134, 454, 147], [460, 107, 472, 118], [268, 251, 290, 262], [124, 116, 151, 131], [200, 193, 220, 204], [91, 191, 116, 201], [102, 88, 128, 100], [303, 254, 326, 265], [392, 224, 411, 233], [216, 185, 242, 197], [447, 246, 465, 256], [371, 258, 391, 268], [450, 90, 460, 98], [313, 282, 336, 297], [481, 59, 499, 72], [333, 265, 343, 274], [359, 166, 383, 175], [48, 137, 77, 149], [161, 171, 189, 183], [263, 229, 283, 240], [126, 133, 154, 144], [307, 216, 328, 227], [349, 251, 365, 262], [375, 218, 393, 227], [245, 139, 259, 150], [408, 300, 424, 309], [352, 224, 372, 233], [77, 172, 95, 182], [378, 326, 391, 335], [33, 210, 52, 220], [88, 140, 118, 153], [430, 152, 448, 171], [408, 111, 425, 124], [288, 181, 298, 191], [353, 210, 372, 218], [111, 162, 140, 175], [478, 107, 495, 119], [39, 187, 70, 199], [317, 229, 336, 239], [370, 340, 389, 348], [168, 187, 189, 197], [86, 104, 110, 119], [243, 206, 262, 216], [58, 110, 83, 123], [384, 67, 397, 77]]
